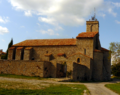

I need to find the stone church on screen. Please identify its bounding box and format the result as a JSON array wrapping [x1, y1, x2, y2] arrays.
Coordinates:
[[0, 17, 111, 81]]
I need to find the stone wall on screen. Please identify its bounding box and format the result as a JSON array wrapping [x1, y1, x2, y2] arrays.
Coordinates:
[[0, 60, 44, 77], [76, 39, 94, 58], [73, 63, 89, 81], [93, 51, 103, 81], [8, 49, 13, 60], [93, 34, 101, 50], [86, 21, 99, 32], [103, 51, 111, 80], [32, 46, 77, 61], [50, 60, 57, 78], [68, 53, 92, 81], [24, 49, 32, 60], [51, 56, 68, 78], [44, 62, 52, 78], [15, 48, 24, 60], [8, 49, 16, 60], [11, 38, 93, 61]]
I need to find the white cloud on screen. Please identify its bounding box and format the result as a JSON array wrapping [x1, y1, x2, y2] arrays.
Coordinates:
[[24, 10, 32, 16], [37, 23, 41, 26], [0, 26, 9, 35], [108, 8, 117, 17], [39, 29, 59, 36], [20, 26, 25, 28], [0, 16, 9, 23], [112, 2, 120, 7], [38, 17, 56, 25], [99, 13, 106, 18], [8, 0, 104, 26], [55, 26, 63, 31], [115, 20, 120, 24], [2, 39, 5, 42]]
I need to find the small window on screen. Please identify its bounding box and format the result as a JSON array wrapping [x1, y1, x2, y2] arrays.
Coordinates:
[[84, 49, 86, 55], [77, 58, 80, 63]]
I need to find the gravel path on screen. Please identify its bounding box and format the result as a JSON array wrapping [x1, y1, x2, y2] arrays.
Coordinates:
[[84, 83, 118, 95], [83, 79, 120, 95], [0, 77, 119, 95]]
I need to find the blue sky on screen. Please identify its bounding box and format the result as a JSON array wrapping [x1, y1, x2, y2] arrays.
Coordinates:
[[0, 0, 120, 52]]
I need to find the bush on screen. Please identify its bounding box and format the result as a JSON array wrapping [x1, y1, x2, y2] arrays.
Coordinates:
[[111, 62, 120, 76]]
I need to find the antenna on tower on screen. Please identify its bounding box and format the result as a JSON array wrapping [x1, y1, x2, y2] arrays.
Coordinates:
[[94, 7, 96, 19], [90, 8, 97, 21], [94, 8, 97, 21]]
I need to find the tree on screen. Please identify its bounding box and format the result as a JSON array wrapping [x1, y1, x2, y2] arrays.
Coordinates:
[[111, 62, 120, 76], [2, 38, 13, 59], [109, 42, 120, 64], [109, 42, 120, 77]]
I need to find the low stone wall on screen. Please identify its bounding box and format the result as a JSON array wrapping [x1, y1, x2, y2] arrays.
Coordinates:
[[0, 60, 44, 77]]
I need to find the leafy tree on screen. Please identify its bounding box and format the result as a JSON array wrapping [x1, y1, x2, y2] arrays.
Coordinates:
[[2, 38, 13, 59], [109, 42, 120, 76], [109, 42, 120, 64], [111, 62, 120, 76]]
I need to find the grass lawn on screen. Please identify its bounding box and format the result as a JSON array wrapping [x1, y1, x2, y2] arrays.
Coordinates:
[[0, 74, 45, 80], [0, 82, 89, 95], [0, 74, 90, 95], [105, 83, 120, 94]]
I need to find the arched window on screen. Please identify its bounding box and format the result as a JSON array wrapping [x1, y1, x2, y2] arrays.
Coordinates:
[[77, 58, 80, 63]]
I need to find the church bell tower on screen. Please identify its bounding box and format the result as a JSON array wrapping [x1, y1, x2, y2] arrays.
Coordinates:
[[86, 9, 99, 32]]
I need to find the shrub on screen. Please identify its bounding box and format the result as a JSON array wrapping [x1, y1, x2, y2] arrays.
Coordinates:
[[111, 62, 120, 76]]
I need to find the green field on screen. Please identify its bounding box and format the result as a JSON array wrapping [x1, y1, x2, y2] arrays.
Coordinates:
[[0, 74, 89, 95], [0, 83, 89, 95], [0, 74, 45, 80], [105, 83, 120, 94]]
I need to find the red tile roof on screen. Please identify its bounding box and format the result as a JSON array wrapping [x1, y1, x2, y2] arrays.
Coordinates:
[[0, 50, 6, 55], [13, 39, 76, 46], [57, 53, 65, 56], [94, 47, 109, 52], [16, 47, 23, 50], [9, 47, 15, 50], [76, 32, 98, 39], [94, 49, 102, 52], [101, 47, 109, 52]]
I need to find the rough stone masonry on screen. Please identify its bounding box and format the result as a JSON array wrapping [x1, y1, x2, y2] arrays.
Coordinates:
[[0, 16, 111, 81]]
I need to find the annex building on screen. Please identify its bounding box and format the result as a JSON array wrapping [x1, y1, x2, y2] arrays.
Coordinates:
[[0, 17, 111, 81]]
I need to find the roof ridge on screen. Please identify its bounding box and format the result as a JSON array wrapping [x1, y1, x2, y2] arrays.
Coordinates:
[[13, 39, 76, 46], [25, 38, 76, 40], [76, 32, 98, 39]]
